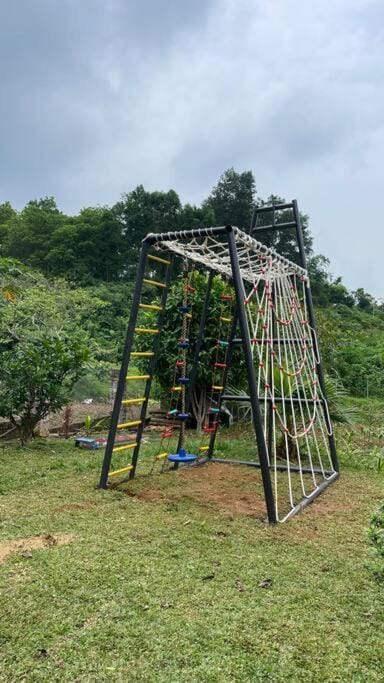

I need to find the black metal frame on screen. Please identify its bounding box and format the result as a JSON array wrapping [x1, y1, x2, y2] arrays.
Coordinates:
[[99, 206, 338, 523]]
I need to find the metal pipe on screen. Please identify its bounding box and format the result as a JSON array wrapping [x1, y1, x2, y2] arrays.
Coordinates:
[[209, 457, 334, 476], [144, 226, 228, 244], [253, 221, 296, 232], [251, 202, 293, 215], [226, 226, 277, 524], [281, 472, 339, 521], [221, 395, 323, 404]]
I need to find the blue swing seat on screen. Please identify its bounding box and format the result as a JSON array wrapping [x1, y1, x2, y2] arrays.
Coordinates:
[[167, 448, 197, 463]]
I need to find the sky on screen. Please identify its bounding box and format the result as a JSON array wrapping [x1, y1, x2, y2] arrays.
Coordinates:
[[1, 0, 383, 295]]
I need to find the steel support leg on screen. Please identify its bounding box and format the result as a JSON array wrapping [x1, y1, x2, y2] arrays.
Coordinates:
[[226, 226, 277, 523]]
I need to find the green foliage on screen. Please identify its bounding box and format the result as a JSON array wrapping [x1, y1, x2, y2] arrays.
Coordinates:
[[0, 262, 97, 443], [4, 197, 65, 270], [203, 167, 256, 232], [367, 504, 384, 582], [46, 207, 125, 282], [71, 371, 111, 402], [317, 305, 384, 398], [137, 271, 244, 425]]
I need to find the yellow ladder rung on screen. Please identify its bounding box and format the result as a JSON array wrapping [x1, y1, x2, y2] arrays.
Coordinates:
[[112, 442, 137, 453], [134, 328, 160, 334], [143, 278, 166, 289], [109, 464, 134, 477], [199, 446, 210, 452], [122, 398, 146, 405], [131, 352, 154, 357], [139, 303, 163, 311], [117, 420, 142, 429], [126, 375, 150, 381], [171, 386, 182, 392], [148, 254, 171, 266], [212, 385, 224, 390], [220, 317, 232, 322], [156, 452, 169, 460]]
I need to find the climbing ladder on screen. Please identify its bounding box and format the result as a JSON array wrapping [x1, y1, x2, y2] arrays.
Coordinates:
[[99, 246, 173, 487]]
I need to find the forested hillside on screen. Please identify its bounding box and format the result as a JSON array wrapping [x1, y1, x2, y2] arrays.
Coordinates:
[[1, 168, 383, 399]]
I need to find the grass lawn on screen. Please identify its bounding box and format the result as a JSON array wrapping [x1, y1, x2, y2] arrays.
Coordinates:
[[0, 427, 383, 682]]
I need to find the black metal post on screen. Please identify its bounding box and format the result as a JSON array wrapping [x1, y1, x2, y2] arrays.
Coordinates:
[[130, 254, 174, 478], [99, 240, 150, 488], [292, 200, 339, 472], [226, 226, 277, 523]]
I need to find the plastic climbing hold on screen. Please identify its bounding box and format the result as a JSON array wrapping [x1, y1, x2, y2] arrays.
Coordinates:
[[179, 305, 191, 313], [178, 340, 190, 349], [177, 377, 190, 385], [177, 412, 190, 421], [167, 447, 197, 463]]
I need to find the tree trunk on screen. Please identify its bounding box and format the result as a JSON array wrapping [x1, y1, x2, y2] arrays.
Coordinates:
[[191, 387, 208, 432], [10, 414, 39, 446]]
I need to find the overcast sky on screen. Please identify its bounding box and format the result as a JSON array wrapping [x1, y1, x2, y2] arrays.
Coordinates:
[[1, 0, 383, 295]]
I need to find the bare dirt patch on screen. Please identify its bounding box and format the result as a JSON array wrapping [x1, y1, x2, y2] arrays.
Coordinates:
[[133, 463, 266, 518], [0, 533, 74, 564]]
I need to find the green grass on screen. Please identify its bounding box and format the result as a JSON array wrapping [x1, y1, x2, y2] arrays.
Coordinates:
[[0, 424, 383, 681]]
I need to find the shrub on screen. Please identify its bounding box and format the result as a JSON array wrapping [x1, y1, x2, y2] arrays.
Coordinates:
[[367, 503, 384, 582]]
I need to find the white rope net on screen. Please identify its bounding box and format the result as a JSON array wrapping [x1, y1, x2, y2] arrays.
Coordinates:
[[151, 227, 336, 522]]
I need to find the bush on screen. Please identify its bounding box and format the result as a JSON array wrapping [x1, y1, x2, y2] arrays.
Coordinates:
[[367, 504, 384, 582]]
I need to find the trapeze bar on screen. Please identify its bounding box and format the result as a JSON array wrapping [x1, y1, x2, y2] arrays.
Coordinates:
[[209, 458, 334, 476], [252, 203, 293, 214], [253, 221, 297, 232]]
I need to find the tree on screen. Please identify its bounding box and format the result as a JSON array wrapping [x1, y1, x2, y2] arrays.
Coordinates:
[[5, 197, 65, 270], [46, 207, 125, 283], [137, 271, 245, 429], [179, 203, 216, 230], [203, 168, 256, 231], [116, 186, 182, 276], [354, 287, 375, 312], [0, 261, 99, 444]]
